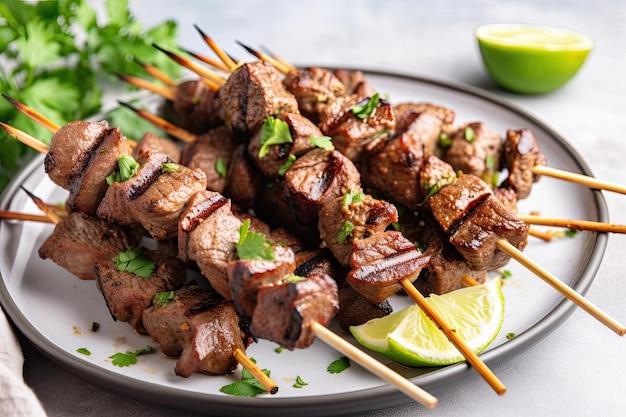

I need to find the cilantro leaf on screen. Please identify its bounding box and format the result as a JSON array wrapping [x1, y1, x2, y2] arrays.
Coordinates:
[[109, 346, 154, 367], [236, 219, 275, 261], [106, 155, 140, 185], [350, 93, 379, 120], [278, 154, 296, 176], [258, 116, 293, 158], [153, 291, 175, 307], [162, 162, 180, 173], [215, 157, 227, 178], [76, 347, 91, 356], [114, 247, 156, 278], [220, 357, 273, 397], [310, 135, 334, 151], [327, 357, 350, 374], [14, 19, 61, 69]]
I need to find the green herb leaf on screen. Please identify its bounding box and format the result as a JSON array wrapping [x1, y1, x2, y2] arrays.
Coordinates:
[[219, 381, 266, 397], [109, 345, 154, 367], [342, 190, 365, 207], [327, 357, 350, 374], [114, 247, 156, 278], [350, 93, 379, 120], [274, 346, 284, 354], [76, 347, 91, 356], [293, 375, 308, 388], [236, 219, 275, 261], [506, 332, 516, 340], [284, 274, 307, 283], [278, 154, 296, 176], [162, 162, 179, 173], [259, 116, 293, 158], [391, 222, 401, 231], [153, 290, 175, 307], [337, 221, 355, 244], [464, 126, 476, 143], [215, 157, 227, 178], [565, 229, 578, 238], [485, 154, 496, 171], [106, 155, 140, 185], [91, 322, 100, 332], [438, 133, 452, 148], [310, 135, 334, 151], [500, 269, 512, 279], [421, 176, 456, 205]]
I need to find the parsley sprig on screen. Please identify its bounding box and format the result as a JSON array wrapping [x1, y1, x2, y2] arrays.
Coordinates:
[[236, 219, 275, 261], [220, 358, 272, 397], [109, 345, 154, 367], [114, 247, 156, 278]]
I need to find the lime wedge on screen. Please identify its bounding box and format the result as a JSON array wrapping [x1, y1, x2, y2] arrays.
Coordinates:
[[476, 24, 593, 94], [350, 277, 504, 367]]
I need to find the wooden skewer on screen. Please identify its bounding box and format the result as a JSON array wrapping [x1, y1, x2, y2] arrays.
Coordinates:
[[117, 101, 196, 143], [520, 215, 626, 234], [179, 46, 231, 73], [310, 322, 437, 408], [232, 348, 278, 394], [133, 58, 177, 87], [20, 187, 64, 224], [533, 165, 626, 195], [0, 121, 50, 154], [236, 41, 293, 74], [400, 279, 507, 395], [193, 24, 238, 71], [0, 211, 54, 223], [260, 45, 298, 72], [461, 275, 481, 287], [152, 43, 226, 89], [2, 94, 61, 133], [114, 73, 176, 101], [496, 239, 626, 336], [527, 227, 553, 242]]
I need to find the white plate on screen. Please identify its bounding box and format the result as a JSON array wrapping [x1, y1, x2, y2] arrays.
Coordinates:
[[0, 70, 608, 416]]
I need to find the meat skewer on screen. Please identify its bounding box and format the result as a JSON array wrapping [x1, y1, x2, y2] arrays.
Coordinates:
[[0, 211, 54, 223]]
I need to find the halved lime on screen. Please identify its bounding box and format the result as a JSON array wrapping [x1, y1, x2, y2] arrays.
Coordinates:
[[350, 277, 504, 367], [476, 24, 593, 94]]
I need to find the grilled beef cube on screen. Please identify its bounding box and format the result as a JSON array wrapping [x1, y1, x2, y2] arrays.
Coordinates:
[[415, 227, 487, 295], [44, 120, 110, 189], [318, 194, 397, 267], [294, 249, 346, 279], [68, 127, 132, 216], [494, 186, 519, 212], [183, 192, 242, 299], [333, 69, 376, 98], [419, 155, 457, 199], [427, 173, 493, 234], [248, 113, 322, 177], [338, 285, 393, 331], [38, 212, 140, 280], [283, 67, 345, 121], [142, 285, 249, 376], [98, 150, 207, 239], [225, 144, 263, 210], [394, 102, 456, 126], [95, 249, 187, 333], [173, 79, 223, 134], [347, 231, 429, 304], [443, 122, 502, 180], [283, 149, 362, 232], [319, 95, 396, 162], [449, 194, 528, 270], [181, 126, 236, 193], [250, 273, 338, 350], [361, 112, 443, 208], [219, 61, 299, 138], [227, 245, 296, 317], [133, 132, 182, 163], [500, 129, 547, 199], [268, 227, 305, 254]]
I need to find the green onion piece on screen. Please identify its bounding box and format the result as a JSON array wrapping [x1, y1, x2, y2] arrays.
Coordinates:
[[438, 133, 452, 148], [278, 154, 296, 176], [77, 347, 91, 356], [161, 162, 179, 173], [114, 247, 156, 278], [464, 126, 476, 143], [327, 357, 350, 374], [350, 93, 380, 120], [342, 190, 365, 207], [284, 274, 307, 283], [215, 157, 227, 178], [310, 135, 334, 151], [258, 116, 293, 158], [293, 375, 308, 388], [106, 155, 140, 185], [337, 220, 355, 244]]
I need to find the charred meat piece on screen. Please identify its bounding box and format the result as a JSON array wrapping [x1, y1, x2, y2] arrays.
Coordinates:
[[183, 191, 242, 299], [361, 112, 442, 208], [142, 285, 250, 376], [95, 249, 187, 333], [225, 144, 264, 210], [394, 102, 456, 126], [172, 79, 223, 134], [500, 129, 547, 200], [38, 212, 140, 280], [347, 230, 429, 304], [333, 69, 376, 98], [319, 95, 396, 162], [419, 154, 457, 200], [227, 245, 296, 317], [283, 149, 362, 233], [181, 126, 236, 193], [493, 186, 519, 212], [338, 285, 393, 331], [248, 113, 322, 178], [133, 132, 182, 163], [250, 273, 339, 350], [318, 193, 398, 267], [449, 194, 528, 270], [219, 61, 299, 138], [283, 67, 345, 121], [68, 127, 132, 216], [443, 122, 502, 180], [44, 120, 110, 189]]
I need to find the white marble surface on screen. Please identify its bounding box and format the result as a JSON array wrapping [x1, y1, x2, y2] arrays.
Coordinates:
[[16, 0, 626, 416]]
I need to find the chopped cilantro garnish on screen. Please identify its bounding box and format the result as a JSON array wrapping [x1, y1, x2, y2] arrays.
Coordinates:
[[342, 190, 365, 207], [236, 219, 275, 261], [274, 346, 284, 354], [278, 154, 296, 176], [293, 375, 308, 388], [421, 176, 456, 204], [91, 322, 100, 332], [485, 154, 496, 171], [464, 126, 476, 143], [109, 346, 154, 367], [76, 347, 91, 356], [501, 269, 512, 279], [337, 221, 355, 244], [438, 133, 452, 148], [106, 155, 140, 185], [220, 357, 272, 397], [153, 290, 175, 307], [327, 357, 350, 374], [284, 274, 307, 283], [114, 247, 156, 278], [351, 93, 380, 120], [414, 241, 427, 252], [161, 162, 179, 173], [258, 116, 293, 158], [215, 157, 227, 178], [506, 332, 516, 340], [565, 229, 578, 238], [310, 135, 334, 151]]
